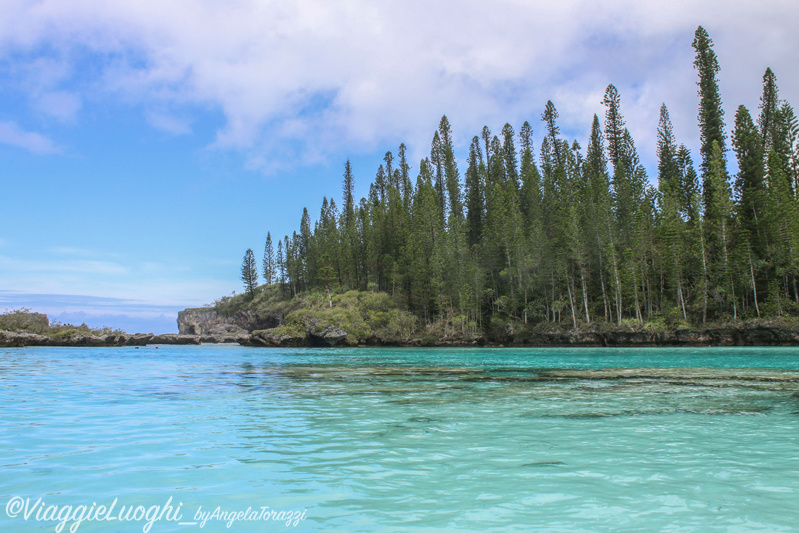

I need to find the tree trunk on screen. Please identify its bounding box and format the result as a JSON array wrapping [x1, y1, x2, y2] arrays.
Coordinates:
[[748, 252, 760, 317], [566, 278, 577, 329]]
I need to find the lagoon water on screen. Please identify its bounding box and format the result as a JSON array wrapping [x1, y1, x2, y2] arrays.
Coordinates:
[[2, 346, 799, 532]]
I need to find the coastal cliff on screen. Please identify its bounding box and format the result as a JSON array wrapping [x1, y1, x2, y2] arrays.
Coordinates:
[[177, 308, 282, 336]]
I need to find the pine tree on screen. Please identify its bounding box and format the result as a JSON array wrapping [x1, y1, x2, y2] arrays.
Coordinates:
[[519, 121, 542, 226], [732, 105, 766, 244], [342, 159, 355, 227], [430, 131, 446, 214], [439, 116, 462, 220], [241, 249, 258, 300], [657, 104, 680, 197], [603, 84, 626, 171], [501, 123, 519, 190], [706, 140, 736, 318], [262, 232, 275, 285], [298, 208, 312, 289], [481, 126, 492, 169], [542, 101, 561, 166], [397, 143, 413, 205], [692, 25, 727, 216], [782, 103, 799, 197], [657, 104, 688, 318], [676, 145, 700, 223], [758, 67, 781, 154], [465, 136, 485, 247], [384, 151, 395, 188], [584, 114, 617, 321], [276, 238, 286, 295]]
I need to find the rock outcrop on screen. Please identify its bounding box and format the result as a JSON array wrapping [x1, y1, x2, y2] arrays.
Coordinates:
[[0, 330, 253, 347], [177, 308, 283, 336], [306, 319, 348, 346], [249, 329, 307, 347]]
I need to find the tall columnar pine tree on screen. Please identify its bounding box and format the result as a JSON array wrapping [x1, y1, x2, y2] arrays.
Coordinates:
[[603, 84, 625, 172], [657, 104, 688, 319], [342, 159, 355, 227], [438, 116, 462, 220], [340, 161, 359, 288], [409, 160, 446, 320], [430, 131, 447, 216], [276, 238, 286, 295], [518, 121, 541, 225], [262, 232, 275, 285], [692, 26, 728, 219], [542, 101, 561, 167], [397, 143, 413, 204], [481, 126, 492, 169], [732, 105, 766, 246], [241, 249, 258, 300], [657, 104, 680, 197], [384, 151, 394, 189], [706, 140, 736, 318], [284, 235, 295, 296], [501, 123, 520, 191], [465, 136, 485, 247], [781, 103, 799, 197], [602, 85, 628, 218], [585, 114, 620, 322], [758, 68, 781, 154]]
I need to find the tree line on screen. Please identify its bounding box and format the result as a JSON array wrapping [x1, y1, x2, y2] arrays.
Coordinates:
[[242, 26, 799, 331]]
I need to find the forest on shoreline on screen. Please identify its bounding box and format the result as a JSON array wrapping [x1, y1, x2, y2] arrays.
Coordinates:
[[235, 26, 799, 338]]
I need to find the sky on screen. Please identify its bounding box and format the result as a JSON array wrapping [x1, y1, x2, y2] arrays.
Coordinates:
[[1, 0, 798, 333]]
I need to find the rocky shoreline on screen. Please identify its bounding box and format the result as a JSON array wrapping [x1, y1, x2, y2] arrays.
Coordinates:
[[2, 306, 798, 348], [0, 330, 249, 347], [4, 322, 799, 348]]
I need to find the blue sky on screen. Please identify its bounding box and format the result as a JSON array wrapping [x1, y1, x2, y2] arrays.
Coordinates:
[[1, 0, 798, 333]]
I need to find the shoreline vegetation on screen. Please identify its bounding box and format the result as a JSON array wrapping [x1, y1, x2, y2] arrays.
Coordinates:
[[0, 308, 215, 348], [175, 286, 799, 347], [5, 294, 799, 348]]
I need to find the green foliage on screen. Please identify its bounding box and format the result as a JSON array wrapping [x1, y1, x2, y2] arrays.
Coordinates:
[[0, 308, 125, 337], [230, 288, 417, 345], [233, 26, 799, 340], [241, 248, 258, 300], [0, 308, 49, 333]]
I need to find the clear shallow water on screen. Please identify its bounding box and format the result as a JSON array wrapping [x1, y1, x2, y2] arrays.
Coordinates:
[[2, 346, 799, 532]]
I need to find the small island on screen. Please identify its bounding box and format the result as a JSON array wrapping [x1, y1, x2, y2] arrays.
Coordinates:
[[183, 26, 799, 349]]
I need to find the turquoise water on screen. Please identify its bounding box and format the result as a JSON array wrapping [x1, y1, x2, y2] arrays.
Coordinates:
[[2, 346, 799, 532]]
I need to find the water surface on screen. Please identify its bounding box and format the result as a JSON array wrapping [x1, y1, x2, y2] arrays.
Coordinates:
[[2, 346, 799, 531]]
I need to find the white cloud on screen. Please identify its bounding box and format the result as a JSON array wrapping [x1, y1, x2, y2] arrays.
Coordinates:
[[0, 0, 797, 173], [48, 246, 99, 255], [33, 90, 81, 122], [0, 291, 188, 332], [146, 110, 192, 135], [0, 120, 59, 153], [0, 251, 233, 308], [0, 254, 128, 276]]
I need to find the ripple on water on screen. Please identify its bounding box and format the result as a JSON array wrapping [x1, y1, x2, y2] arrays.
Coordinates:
[[2, 346, 799, 531]]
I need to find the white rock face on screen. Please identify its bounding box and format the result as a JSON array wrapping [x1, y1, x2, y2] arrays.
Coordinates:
[[177, 308, 282, 336]]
